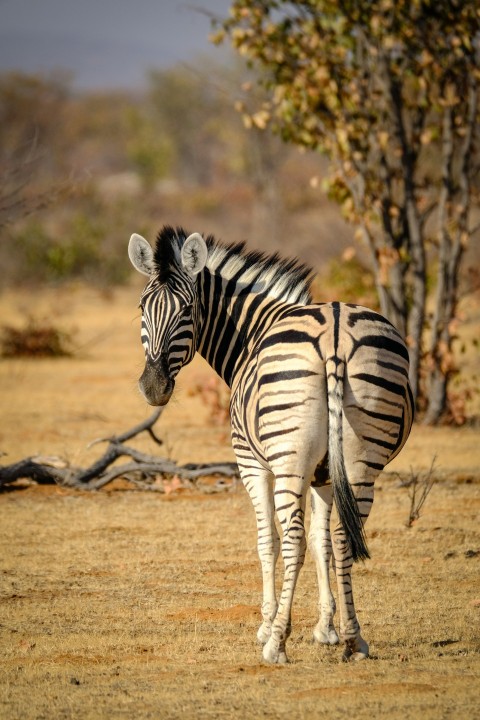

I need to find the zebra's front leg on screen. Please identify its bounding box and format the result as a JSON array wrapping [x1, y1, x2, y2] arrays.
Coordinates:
[[262, 478, 307, 664], [309, 484, 339, 646], [240, 466, 279, 646]]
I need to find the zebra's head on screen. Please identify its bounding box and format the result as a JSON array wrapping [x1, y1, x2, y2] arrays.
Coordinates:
[[128, 229, 208, 406]]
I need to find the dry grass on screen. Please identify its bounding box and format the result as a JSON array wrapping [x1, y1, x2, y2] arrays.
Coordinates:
[[0, 284, 479, 720], [1, 482, 479, 720]]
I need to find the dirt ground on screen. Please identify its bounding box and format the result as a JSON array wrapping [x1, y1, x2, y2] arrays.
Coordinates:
[[1, 284, 479, 720]]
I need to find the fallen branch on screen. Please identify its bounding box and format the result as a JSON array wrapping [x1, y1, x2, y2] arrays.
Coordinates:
[[0, 408, 239, 492]]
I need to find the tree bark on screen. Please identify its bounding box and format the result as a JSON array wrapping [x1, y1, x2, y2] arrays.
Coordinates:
[[423, 78, 477, 424], [385, 64, 426, 402]]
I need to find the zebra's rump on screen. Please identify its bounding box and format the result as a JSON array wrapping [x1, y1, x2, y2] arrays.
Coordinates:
[[230, 301, 412, 480]]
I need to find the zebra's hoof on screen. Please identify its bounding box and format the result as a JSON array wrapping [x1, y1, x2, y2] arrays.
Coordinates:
[[342, 637, 369, 662], [257, 622, 272, 645], [262, 638, 288, 664], [312, 623, 339, 646]]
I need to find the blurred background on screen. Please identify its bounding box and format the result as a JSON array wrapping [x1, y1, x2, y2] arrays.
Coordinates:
[[0, 0, 478, 431], [0, 0, 355, 289]]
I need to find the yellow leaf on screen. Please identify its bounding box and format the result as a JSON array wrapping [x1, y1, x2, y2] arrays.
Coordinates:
[[420, 129, 433, 145], [378, 131, 389, 149], [342, 246, 356, 262], [442, 84, 460, 107], [420, 50, 433, 67], [315, 66, 329, 83], [336, 127, 349, 150], [251, 110, 270, 130]]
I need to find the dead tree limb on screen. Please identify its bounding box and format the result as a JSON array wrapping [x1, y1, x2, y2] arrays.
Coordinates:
[[0, 458, 70, 486], [0, 408, 239, 492]]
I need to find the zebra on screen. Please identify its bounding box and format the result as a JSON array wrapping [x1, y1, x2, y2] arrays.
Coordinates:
[[128, 225, 414, 664]]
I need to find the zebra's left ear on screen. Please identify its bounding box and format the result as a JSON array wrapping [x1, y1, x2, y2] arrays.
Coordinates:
[[128, 233, 155, 276], [181, 233, 208, 277]]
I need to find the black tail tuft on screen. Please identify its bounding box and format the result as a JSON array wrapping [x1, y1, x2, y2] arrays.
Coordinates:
[[332, 465, 370, 562], [326, 350, 370, 563], [330, 444, 370, 563]]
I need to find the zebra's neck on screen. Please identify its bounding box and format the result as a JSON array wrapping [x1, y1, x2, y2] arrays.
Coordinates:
[[197, 270, 286, 387]]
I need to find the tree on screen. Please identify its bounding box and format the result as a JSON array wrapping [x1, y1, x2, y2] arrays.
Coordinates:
[[0, 72, 71, 230], [213, 0, 480, 423]]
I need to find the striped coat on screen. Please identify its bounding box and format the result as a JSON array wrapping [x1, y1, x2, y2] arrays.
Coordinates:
[[128, 226, 414, 663]]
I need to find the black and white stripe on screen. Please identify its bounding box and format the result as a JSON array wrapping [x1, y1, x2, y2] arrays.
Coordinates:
[[128, 225, 414, 663]]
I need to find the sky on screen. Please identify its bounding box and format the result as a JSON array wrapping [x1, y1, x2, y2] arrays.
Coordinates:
[[0, 0, 231, 90]]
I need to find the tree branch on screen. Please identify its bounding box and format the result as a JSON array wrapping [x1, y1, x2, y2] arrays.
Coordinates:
[[0, 409, 239, 492]]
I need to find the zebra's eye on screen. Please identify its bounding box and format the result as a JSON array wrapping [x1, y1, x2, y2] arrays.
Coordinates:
[[179, 303, 193, 316]]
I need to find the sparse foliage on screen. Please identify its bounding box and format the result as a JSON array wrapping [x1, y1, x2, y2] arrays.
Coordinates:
[[312, 246, 378, 308], [214, 0, 480, 423], [0, 73, 72, 231]]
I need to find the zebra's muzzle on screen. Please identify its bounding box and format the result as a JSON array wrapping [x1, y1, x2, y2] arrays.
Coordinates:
[[139, 357, 175, 406]]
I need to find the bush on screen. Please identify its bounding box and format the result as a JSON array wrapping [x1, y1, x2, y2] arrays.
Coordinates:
[[10, 219, 101, 284], [1, 318, 73, 358], [4, 203, 132, 287]]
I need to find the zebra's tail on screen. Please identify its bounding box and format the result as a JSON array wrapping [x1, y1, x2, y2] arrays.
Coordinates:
[[326, 357, 370, 563]]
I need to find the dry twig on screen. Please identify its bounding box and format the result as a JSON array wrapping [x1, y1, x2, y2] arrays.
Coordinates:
[[402, 457, 437, 527], [0, 408, 239, 492]]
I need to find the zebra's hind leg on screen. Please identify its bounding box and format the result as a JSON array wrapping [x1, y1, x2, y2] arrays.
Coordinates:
[[262, 477, 307, 664], [240, 465, 279, 646], [309, 483, 339, 646], [332, 474, 374, 661], [332, 521, 370, 661], [331, 415, 378, 660]]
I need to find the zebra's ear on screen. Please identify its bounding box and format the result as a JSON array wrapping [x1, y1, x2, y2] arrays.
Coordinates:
[[181, 233, 208, 277], [128, 233, 155, 277]]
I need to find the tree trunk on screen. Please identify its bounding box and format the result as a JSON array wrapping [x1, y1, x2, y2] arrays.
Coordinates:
[[405, 195, 426, 404], [423, 79, 476, 424], [0, 408, 240, 491], [385, 66, 426, 403]]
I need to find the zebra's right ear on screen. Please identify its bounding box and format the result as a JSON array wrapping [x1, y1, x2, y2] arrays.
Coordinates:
[[181, 233, 208, 277], [128, 233, 155, 277]]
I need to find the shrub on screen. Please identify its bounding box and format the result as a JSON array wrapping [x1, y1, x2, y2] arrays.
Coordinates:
[[1, 318, 73, 358]]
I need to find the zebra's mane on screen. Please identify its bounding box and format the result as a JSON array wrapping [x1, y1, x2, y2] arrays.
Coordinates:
[[153, 225, 313, 305]]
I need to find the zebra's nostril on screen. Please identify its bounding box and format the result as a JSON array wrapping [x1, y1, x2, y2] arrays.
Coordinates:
[[138, 375, 175, 406], [139, 359, 175, 406]]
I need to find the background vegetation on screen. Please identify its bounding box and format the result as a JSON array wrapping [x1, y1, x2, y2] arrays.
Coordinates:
[[0, 18, 479, 423], [0, 64, 355, 287]]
